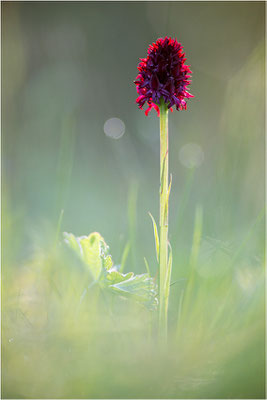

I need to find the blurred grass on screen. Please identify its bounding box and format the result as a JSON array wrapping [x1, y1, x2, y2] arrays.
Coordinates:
[[2, 1, 265, 399], [2, 213, 264, 398]]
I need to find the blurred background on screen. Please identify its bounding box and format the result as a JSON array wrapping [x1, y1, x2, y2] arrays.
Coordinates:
[[2, 2, 265, 399]]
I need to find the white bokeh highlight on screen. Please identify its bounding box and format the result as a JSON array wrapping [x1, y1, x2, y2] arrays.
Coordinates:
[[104, 118, 125, 139], [179, 143, 204, 168]]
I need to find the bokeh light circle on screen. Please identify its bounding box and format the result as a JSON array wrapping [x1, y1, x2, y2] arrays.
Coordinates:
[[104, 118, 125, 139], [179, 143, 204, 168]]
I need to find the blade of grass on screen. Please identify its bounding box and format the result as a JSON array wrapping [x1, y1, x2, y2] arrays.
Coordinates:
[[148, 212, 160, 262], [177, 205, 203, 336], [164, 241, 173, 325], [120, 241, 131, 273], [144, 257, 151, 276], [54, 209, 64, 247], [207, 208, 265, 332], [176, 288, 185, 333]]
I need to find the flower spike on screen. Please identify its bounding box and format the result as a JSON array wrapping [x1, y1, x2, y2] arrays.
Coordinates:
[[134, 37, 193, 116]]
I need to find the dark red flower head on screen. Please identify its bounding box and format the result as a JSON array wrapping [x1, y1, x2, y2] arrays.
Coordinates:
[[134, 37, 193, 116]]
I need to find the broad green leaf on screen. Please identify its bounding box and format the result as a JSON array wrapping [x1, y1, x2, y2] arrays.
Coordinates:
[[79, 234, 103, 280], [103, 255, 113, 271], [63, 232, 113, 281], [63, 231, 158, 310], [106, 268, 134, 285], [109, 273, 158, 309], [148, 212, 159, 262], [63, 232, 82, 255]]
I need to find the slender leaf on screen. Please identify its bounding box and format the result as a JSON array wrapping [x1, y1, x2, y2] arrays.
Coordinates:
[[148, 212, 159, 262], [120, 241, 131, 273], [164, 173, 172, 223], [164, 241, 173, 316], [144, 257, 151, 276], [160, 150, 168, 194]]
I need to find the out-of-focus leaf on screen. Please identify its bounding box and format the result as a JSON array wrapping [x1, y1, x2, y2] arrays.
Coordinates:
[[63, 232, 113, 281], [106, 267, 134, 285], [120, 241, 131, 272], [63, 232, 81, 255], [103, 254, 113, 271], [64, 231, 158, 309], [144, 257, 151, 275], [109, 273, 158, 309]]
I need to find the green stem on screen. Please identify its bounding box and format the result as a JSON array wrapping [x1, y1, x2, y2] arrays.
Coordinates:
[[159, 100, 169, 338]]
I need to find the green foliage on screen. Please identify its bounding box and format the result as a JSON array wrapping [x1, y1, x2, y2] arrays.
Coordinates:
[[164, 241, 172, 316], [148, 212, 159, 262], [108, 272, 158, 309], [2, 213, 264, 399], [120, 240, 131, 273], [64, 231, 157, 309], [64, 232, 105, 280]]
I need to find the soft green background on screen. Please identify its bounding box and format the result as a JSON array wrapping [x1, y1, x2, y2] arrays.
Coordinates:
[[2, 2, 265, 399]]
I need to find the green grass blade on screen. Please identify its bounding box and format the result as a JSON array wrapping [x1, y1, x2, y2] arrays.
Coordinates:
[[160, 150, 168, 195], [148, 212, 160, 262], [189, 205, 203, 268], [164, 173, 172, 223], [144, 257, 151, 276], [164, 241, 173, 319], [176, 288, 184, 333], [120, 241, 131, 273], [177, 205, 203, 335], [54, 209, 64, 247]]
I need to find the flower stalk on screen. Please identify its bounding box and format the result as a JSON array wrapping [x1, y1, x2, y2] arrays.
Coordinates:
[[159, 99, 169, 338]]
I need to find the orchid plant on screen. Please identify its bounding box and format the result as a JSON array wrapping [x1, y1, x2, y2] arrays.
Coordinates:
[[134, 37, 193, 337]]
